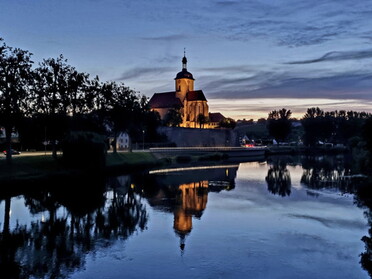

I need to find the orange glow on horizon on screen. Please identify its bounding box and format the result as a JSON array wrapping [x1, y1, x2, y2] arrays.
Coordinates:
[[208, 98, 372, 121]]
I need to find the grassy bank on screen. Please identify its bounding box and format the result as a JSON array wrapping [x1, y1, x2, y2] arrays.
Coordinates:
[[0, 155, 72, 183], [0, 152, 163, 184]]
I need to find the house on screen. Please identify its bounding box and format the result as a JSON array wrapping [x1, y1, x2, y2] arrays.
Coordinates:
[[109, 132, 129, 150]]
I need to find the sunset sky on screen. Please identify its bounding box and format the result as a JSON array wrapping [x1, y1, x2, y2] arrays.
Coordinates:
[[1, 0, 372, 120]]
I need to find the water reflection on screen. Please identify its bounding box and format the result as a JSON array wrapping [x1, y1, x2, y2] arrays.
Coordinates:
[[266, 157, 292, 197], [300, 155, 367, 195], [355, 181, 372, 278], [0, 175, 147, 279], [136, 166, 238, 252], [0, 157, 370, 278], [264, 155, 363, 197]]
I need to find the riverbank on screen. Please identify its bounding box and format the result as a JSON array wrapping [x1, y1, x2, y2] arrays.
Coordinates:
[[0, 145, 351, 187], [0, 149, 264, 188], [0, 152, 160, 184]]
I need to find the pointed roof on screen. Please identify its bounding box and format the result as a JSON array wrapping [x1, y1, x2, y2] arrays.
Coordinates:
[[186, 90, 206, 101], [209, 112, 225, 123], [148, 92, 182, 108]]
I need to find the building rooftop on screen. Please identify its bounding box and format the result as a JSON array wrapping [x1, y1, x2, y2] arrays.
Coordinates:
[[149, 92, 182, 109], [209, 112, 225, 123], [186, 90, 207, 101]]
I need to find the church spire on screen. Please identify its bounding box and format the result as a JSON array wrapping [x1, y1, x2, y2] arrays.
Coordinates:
[[182, 48, 187, 70]]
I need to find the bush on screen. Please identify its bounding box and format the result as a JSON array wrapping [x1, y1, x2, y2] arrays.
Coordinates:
[[176, 155, 192, 163], [62, 131, 107, 169]]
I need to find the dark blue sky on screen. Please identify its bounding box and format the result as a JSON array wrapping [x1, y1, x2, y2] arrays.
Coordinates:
[[1, 0, 372, 119]]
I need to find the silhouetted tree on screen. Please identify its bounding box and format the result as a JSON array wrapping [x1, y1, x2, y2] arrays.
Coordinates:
[[301, 107, 370, 146], [0, 40, 33, 164], [257, 118, 267, 125], [163, 107, 182, 127], [31, 55, 78, 158], [267, 108, 292, 142], [99, 83, 143, 152], [197, 113, 208, 128], [219, 118, 236, 129]]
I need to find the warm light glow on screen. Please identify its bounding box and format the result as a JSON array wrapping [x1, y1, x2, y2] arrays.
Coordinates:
[[149, 164, 240, 174], [209, 98, 372, 120], [244, 144, 255, 147]]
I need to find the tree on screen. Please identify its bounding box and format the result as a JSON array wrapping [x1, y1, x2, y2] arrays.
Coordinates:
[[0, 40, 33, 164], [196, 113, 208, 128], [363, 117, 372, 154], [163, 107, 182, 127], [219, 118, 236, 129], [31, 55, 89, 158], [98, 82, 143, 153], [266, 108, 292, 142], [257, 118, 267, 125]]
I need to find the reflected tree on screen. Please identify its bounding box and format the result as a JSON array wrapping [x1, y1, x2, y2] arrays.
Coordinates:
[[266, 159, 291, 197], [300, 156, 357, 193], [355, 181, 372, 278], [0, 175, 148, 279]]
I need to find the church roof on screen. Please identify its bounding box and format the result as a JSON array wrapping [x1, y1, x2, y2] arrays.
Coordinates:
[[186, 90, 207, 101], [175, 69, 194, 80], [148, 92, 182, 109], [209, 112, 225, 123]]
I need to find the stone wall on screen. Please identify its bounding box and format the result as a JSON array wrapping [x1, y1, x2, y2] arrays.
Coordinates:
[[158, 127, 238, 147]]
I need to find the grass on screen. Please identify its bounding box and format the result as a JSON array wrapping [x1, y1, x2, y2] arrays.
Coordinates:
[[0, 155, 71, 183]]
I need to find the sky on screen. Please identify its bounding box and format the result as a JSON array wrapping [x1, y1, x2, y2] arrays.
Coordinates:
[[1, 0, 372, 120]]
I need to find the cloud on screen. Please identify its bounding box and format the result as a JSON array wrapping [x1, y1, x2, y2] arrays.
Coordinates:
[[214, 1, 240, 7], [140, 34, 186, 41], [200, 70, 372, 101], [198, 65, 257, 73], [203, 0, 372, 47], [116, 66, 174, 81], [286, 49, 372, 64]]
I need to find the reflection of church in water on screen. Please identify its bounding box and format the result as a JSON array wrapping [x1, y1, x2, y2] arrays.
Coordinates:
[[145, 166, 238, 252], [173, 181, 209, 251]]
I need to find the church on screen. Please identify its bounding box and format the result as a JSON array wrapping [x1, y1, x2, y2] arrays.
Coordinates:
[[149, 54, 225, 128]]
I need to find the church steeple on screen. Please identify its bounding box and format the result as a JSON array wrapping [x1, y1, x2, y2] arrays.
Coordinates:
[[182, 49, 187, 70], [175, 50, 194, 101]]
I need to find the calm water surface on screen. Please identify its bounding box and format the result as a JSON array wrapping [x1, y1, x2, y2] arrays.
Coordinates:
[[0, 156, 370, 279]]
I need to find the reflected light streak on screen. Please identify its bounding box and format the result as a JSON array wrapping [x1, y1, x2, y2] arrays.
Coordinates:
[[149, 164, 240, 174]]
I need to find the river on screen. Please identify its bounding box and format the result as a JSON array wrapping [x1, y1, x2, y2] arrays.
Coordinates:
[[0, 155, 370, 278]]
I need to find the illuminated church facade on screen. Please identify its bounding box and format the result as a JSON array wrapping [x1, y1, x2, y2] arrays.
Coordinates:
[[149, 54, 225, 128]]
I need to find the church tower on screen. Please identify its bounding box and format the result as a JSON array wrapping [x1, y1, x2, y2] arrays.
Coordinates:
[[175, 52, 194, 101]]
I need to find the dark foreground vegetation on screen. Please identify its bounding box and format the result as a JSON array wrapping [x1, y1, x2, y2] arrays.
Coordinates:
[[0, 37, 163, 166]]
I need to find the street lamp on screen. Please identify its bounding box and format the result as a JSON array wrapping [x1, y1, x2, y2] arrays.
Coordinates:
[[142, 130, 145, 151]]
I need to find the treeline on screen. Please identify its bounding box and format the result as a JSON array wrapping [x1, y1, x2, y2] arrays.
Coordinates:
[[0, 38, 161, 163], [267, 107, 371, 146]]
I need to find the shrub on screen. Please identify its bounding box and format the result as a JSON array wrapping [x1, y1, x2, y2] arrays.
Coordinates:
[[62, 131, 107, 169], [176, 155, 192, 163]]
